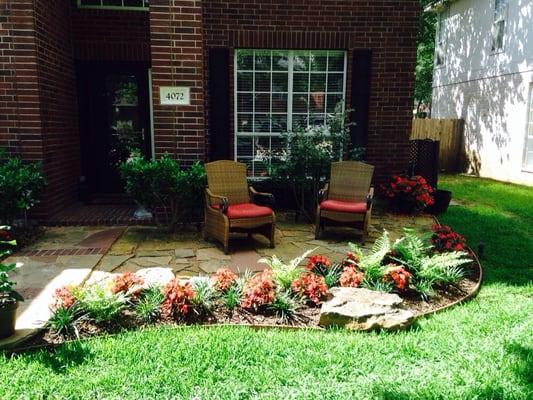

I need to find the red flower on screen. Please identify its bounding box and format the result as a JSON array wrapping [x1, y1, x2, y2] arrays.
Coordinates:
[[430, 224, 467, 254], [291, 273, 328, 305], [111, 272, 144, 297], [306, 255, 331, 271], [51, 285, 77, 310], [384, 265, 410, 291], [161, 279, 195, 319], [241, 270, 276, 309], [339, 266, 364, 288], [212, 268, 238, 292]]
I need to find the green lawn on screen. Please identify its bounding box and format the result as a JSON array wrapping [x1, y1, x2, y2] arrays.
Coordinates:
[[1, 175, 532, 400]]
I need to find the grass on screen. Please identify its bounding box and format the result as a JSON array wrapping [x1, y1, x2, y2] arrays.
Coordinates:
[[1, 175, 532, 399]]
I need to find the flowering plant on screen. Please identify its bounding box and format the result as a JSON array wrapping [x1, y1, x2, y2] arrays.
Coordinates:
[[339, 266, 365, 288], [111, 272, 144, 297], [241, 270, 276, 310], [291, 273, 328, 305], [430, 225, 467, 253], [51, 285, 78, 311], [381, 175, 434, 211], [383, 265, 410, 291], [212, 268, 238, 292], [306, 255, 332, 276], [161, 279, 195, 319]]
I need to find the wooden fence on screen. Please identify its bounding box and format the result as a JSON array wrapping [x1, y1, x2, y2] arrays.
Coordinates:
[[411, 118, 465, 173]]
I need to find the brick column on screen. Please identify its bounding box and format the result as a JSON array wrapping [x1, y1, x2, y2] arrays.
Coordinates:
[[149, 0, 206, 163]]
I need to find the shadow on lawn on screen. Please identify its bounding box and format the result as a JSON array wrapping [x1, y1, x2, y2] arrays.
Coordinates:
[[440, 205, 533, 287], [32, 341, 94, 374]]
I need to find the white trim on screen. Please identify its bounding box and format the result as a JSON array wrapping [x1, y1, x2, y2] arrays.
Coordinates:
[[522, 83, 533, 172], [148, 68, 155, 160], [77, 0, 149, 11]]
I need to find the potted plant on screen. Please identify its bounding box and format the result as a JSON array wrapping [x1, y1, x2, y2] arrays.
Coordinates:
[[0, 228, 23, 339], [380, 174, 435, 213]]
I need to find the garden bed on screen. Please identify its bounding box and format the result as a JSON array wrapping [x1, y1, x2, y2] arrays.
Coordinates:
[[8, 225, 483, 352]]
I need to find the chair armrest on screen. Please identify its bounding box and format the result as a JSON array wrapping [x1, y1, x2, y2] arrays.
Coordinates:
[[249, 186, 275, 207], [366, 187, 374, 210], [205, 188, 229, 214], [318, 183, 329, 203]]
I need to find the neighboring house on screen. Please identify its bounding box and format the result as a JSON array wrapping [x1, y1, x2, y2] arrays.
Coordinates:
[[429, 0, 533, 185], [0, 1, 420, 219]]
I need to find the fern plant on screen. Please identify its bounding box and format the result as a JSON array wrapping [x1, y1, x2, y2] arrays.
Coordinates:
[[258, 248, 316, 290]]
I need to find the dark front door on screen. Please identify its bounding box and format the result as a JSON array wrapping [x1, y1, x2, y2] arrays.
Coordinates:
[[77, 62, 151, 195]]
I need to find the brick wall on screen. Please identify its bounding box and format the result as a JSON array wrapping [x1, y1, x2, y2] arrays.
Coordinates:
[[203, 0, 420, 183], [71, 5, 150, 62], [150, 1, 206, 162], [0, 0, 79, 218], [0, 0, 43, 159]]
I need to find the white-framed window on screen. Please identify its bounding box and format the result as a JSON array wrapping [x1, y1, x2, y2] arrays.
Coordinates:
[[77, 0, 149, 11], [234, 49, 347, 177], [523, 84, 533, 171], [491, 0, 508, 52], [435, 8, 447, 67]]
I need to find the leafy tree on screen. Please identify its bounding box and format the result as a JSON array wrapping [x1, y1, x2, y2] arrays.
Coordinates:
[[415, 0, 437, 115]]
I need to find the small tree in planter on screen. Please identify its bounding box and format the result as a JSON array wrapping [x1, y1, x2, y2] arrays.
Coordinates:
[[0, 229, 23, 339], [269, 103, 357, 221], [0, 149, 46, 226], [119, 154, 206, 231]]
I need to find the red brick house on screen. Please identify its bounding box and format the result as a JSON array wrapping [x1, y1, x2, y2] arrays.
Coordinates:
[[0, 0, 419, 220]]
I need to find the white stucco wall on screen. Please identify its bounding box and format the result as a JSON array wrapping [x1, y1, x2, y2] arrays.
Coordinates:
[[431, 0, 533, 186]]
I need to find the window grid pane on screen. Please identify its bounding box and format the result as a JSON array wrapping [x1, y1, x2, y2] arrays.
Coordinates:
[[235, 49, 346, 177], [78, 0, 149, 9]]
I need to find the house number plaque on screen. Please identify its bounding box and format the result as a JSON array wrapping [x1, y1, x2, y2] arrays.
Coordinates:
[[160, 86, 190, 105]]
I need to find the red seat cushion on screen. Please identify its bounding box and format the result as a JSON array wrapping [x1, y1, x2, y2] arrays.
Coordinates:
[[320, 199, 367, 214], [212, 203, 273, 219]]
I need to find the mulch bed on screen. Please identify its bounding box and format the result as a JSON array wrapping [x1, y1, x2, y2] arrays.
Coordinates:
[[13, 257, 482, 352]]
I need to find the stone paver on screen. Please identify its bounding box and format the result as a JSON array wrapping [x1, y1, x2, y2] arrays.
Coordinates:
[[1, 211, 435, 349]]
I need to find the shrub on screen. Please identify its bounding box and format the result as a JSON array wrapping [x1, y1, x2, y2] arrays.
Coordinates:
[[291, 273, 328, 305], [212, 268, 238, 292], [135, 286, 164, 324], [258, 249, 314, 291], [161, 279, 195, 319], [47, 306, 83, 338], [77, 285, 128, 324], [111, 272, 144, 298], [323, 263, 343, 288], [189, 277, 216, 314], [119, 155, 206, 230], [0, 236, 23, 306], [339, 266, 365, 288], [383, 265, 411, 291], [306, 255, 332, 276], [269, 290, 300, 322], [241, 270, 276, 310], [0, 149, 46, 225], [269, 103, 354, 221], [381, 175, 434, 212], [51, 285, 78, 310], [223, 286, 242, 313], [430, 224, 467, 253]]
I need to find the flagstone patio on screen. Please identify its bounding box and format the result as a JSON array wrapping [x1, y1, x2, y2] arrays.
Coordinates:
[[0, 210, 435, 349]]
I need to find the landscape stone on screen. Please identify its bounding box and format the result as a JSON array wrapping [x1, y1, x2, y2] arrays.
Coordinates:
[[136, 267, 175, 288], [319, 287, 415, 331], [97, 255, 133, 272]]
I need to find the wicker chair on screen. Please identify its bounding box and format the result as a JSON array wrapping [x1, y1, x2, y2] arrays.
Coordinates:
[[315, 161, 375, 241], [203, 160, 276, 254]]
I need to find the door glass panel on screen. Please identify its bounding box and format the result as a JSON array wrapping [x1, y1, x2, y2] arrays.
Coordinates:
[[105, 74, 143, 169]]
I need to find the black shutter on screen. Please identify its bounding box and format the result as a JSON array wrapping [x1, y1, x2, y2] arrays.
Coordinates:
[[350, 49, 372, 148], [208, 47, 231, 160]]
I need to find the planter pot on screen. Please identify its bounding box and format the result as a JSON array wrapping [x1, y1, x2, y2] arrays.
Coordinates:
[[426, 190, 452, 215], [0, 300, 18, 339]]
